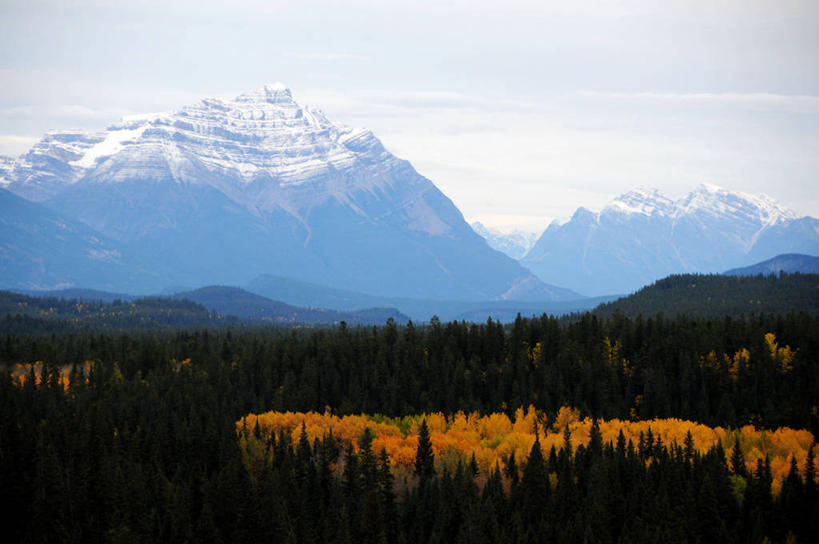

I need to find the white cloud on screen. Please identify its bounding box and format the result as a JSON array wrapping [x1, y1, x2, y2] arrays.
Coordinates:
[[56, 104, 99, 116], [0, 135, 38, 156], [296, 86, 819, 229], [283, 52, 368, 62], [580, 91, 819, 115]]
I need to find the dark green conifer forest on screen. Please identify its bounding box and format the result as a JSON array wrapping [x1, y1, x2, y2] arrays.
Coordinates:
[[2, 308, 818, 542]]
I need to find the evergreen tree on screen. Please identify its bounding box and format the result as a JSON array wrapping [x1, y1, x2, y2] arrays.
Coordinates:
[[414, 419, 435, 483], [378, 449, 398, 543], [730, 435, 747, 477], [519, 432, 550, 527], [505, 451, 520, 489]]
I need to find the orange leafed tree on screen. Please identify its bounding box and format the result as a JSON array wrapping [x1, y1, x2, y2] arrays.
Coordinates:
[[238, 406, 815, 493]]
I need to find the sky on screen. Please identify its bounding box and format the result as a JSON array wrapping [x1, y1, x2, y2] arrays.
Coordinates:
[[1, 0, 817, 233]]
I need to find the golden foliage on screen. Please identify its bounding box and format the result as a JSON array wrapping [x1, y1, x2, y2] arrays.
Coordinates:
[[701, 333, 796, 378], [604, 336, 631, 376], [9, 360, 94, 391], [727, 348, 750, 380], [527, 341, 543, 368], [238, 406, 815, 494], [765, 333, 796, 374]]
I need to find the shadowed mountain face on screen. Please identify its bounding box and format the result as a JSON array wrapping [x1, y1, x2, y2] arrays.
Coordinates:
[[0, 188, 160, 291], [1, 85, 569, 301], [522, 185, 819, 296]]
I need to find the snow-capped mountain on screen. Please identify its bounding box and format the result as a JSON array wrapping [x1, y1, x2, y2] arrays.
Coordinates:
[[521, 185, 819, 296], [6, 84, 401, 207], [471, 222, 539, 259], [1, 84, 575, 301]]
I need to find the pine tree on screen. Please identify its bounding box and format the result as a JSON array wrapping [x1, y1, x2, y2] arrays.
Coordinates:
[[414, 419, 435, 483], [504, 451, 519, 489], [378, 449, 398, 543], [588, 417, 603, 459], [358, 427, 379, 493], [805, 443, 816, 499], [519, 432, 550, 527], [730, 435, 747, 477], [683, 430, 695, 463]]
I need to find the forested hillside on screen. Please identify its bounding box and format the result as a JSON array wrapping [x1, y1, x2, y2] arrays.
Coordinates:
[[1, 312, 817, 542], [0, 289, 407, 330], [170, 286, 409, 325], [593, 273, 819, 319], [0, 289, 220, 330]]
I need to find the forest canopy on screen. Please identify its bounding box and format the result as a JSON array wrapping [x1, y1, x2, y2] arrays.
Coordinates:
[[1, 310, 817, 543]]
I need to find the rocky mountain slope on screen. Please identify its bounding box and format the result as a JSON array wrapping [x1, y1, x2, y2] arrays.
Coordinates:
[[1, 84, 566, 301], [0, 188, 158, 291]]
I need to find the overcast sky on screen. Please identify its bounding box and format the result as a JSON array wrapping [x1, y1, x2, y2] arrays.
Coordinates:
[[1, 0, 817, 232]]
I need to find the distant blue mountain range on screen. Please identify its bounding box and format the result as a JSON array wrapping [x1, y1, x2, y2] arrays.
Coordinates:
[[724, 253, 819, 276]]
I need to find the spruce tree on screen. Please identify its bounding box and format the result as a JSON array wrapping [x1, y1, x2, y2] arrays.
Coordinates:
[[414, 419, 435, 483], [730, 435, 747, 477], [504, 451, 519, 489], [520, 430, 550, 527]]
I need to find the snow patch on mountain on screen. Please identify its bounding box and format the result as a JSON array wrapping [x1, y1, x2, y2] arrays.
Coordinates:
[[70, 126, 149, 168]]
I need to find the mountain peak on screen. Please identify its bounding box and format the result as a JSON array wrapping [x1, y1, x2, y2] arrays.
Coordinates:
[[235, 83, 294, 105], [591, 184, 798, 225], [7, 82, 361, 194], [607, 187, 673, 216], [264, 81, 289, 92], [681, 183, 797, 224], [696, 182, 724, 194]]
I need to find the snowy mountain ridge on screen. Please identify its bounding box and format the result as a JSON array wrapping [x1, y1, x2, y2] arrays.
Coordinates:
[[6, 84, 393, 209], [521, 184, 818, 296], [601, 184, 798, 224], [604, 187, 675, 217]]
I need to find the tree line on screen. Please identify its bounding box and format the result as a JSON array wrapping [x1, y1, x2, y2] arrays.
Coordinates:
[[3, 311, 816, 430]]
